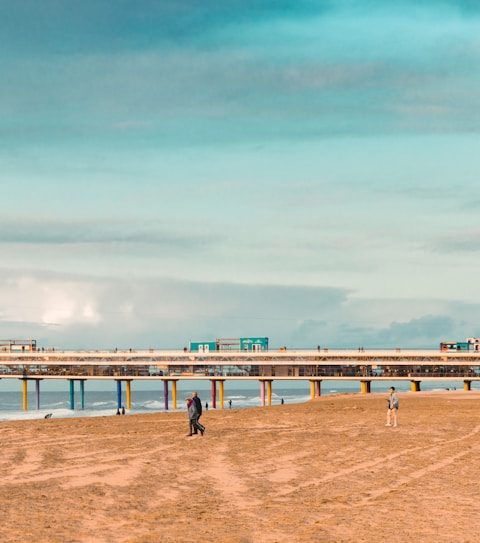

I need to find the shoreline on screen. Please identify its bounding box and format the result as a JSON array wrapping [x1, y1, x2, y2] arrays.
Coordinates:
[[0, 385, 474, 423]]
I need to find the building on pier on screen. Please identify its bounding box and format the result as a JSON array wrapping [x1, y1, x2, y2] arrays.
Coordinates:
[[440, 338, 480, 352], [0, 339, 37, 352], [190, 337, 269, 352]]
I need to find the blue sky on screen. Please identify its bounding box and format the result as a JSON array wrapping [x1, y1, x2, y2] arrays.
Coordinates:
[[1, 0, 480, 348]]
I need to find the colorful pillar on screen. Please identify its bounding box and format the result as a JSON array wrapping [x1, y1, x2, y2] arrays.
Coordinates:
[[219, 380, 225, 409], [126, 380, 132, 409], [211, 380, 217, 409], [116, 380, 122, 409], [22, 379, 28, 411], [464, 380, 472, 391], [260, 380, 266, 407], [360, 380, 371, 394], [315, 380, 321, 397], [35, 379, 41, 410], [267, 380, 272, 406], [309, 380, 315, 400], [171, 380, 177, 409], [163, 380, 169, 411], [411, 380, 421, 392], [80, 380, 85, 410], [69, 379, 75, 410]]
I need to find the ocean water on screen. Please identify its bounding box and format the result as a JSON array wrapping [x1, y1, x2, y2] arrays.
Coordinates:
[[0, 379, 475, 422]]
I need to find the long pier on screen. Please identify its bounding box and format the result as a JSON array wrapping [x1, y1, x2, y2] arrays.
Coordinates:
[[1, 349, 479, 411]]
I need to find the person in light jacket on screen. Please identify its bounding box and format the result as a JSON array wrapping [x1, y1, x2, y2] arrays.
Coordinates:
[[386, 387, 399, 427]]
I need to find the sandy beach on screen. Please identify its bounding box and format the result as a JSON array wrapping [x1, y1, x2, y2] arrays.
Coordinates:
[[1, 391, 479, 543]]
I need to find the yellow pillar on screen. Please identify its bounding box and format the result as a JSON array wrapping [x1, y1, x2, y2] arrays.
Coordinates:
[[126, 380, 132, 410], [22, 379, 28, 411], [464, 380, 471, 391], [219, 380, 224, 409], [267, 380, 272, 406], [172, 380, 177, 409], [310, 380, 315, 400], [360, 380, 371, 394], [411, 380, 421, 392]]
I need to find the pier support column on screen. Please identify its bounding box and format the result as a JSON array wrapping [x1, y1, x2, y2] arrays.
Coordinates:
[[171, 380, 177, 409], [211, 380, 217, 409], [267, 380, 272, 406], [126, 380, 132, 410], [22, 379, 28, 411], [35, 379, 41, 410], [218, 380, 225, 409], [260, 380, 266, 407], [69, 379, 75, 410], [309, 380, 315, 400], [360, 380, 371, 394], [315, 380, 322, 397], [464, 380, 472, 391], [80, 380, 85, 410], [116, 380, 122, 409], [163, 380, 169, 411], [411, 380, 421, 392]]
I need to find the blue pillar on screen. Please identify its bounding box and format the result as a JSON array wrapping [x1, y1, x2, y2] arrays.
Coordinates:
[[80, 380, 85, 410], [35, 379, 41, 410], [116, 380, 122, 409], [69, 380, 75, 410], [163, 380, 169, 411]]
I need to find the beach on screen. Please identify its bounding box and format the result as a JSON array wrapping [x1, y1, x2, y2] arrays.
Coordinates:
[[1, 392, 479, 543]]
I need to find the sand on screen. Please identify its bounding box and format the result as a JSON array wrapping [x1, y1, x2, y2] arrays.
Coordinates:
[[1, 391, 480, 543]]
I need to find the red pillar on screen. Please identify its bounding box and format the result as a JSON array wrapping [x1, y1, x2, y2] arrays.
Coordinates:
[[211, 380, 217, 409]]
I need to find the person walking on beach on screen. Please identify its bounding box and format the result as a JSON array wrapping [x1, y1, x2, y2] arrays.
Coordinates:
[[386, 387, 399, 427], [192, 391, 203, 435], [186, 397, 205, 437], [228, 399, 232, 409]]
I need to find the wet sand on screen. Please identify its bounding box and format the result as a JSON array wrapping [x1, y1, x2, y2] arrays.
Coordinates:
[[1, 391, 480, 543]]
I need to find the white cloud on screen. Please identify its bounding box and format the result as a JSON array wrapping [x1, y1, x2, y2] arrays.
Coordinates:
[[0, 269, 478, 349]]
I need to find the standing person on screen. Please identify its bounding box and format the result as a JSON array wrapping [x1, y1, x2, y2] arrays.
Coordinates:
[[228, 399, 232, 409], [386, 387, 399, 427], [186, 397, 205, 437], [192, 391, 203, 435]]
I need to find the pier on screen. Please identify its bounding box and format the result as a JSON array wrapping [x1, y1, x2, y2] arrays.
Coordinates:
[[1, 348, 480, 411]]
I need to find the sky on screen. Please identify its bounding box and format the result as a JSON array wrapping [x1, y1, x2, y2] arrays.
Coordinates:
[[1, 0, 480, 349]]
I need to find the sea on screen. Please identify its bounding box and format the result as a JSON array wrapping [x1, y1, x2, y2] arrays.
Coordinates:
[[0, 378, 476, 422]]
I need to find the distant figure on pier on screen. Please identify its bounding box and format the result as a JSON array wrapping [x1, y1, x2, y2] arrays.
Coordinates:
[[386, 387, 399, 428], [121, 406, 126, 415], [317, 345, 321, 351], [228, 399, 232, 409], [44, 413, 53, 419], [192, 392, 203, 434], [186, 397, 205, 437]]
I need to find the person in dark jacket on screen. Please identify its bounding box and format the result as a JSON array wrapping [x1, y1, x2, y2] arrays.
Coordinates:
[[186, 397, 205, 436], [192, 391, 203, 435]]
